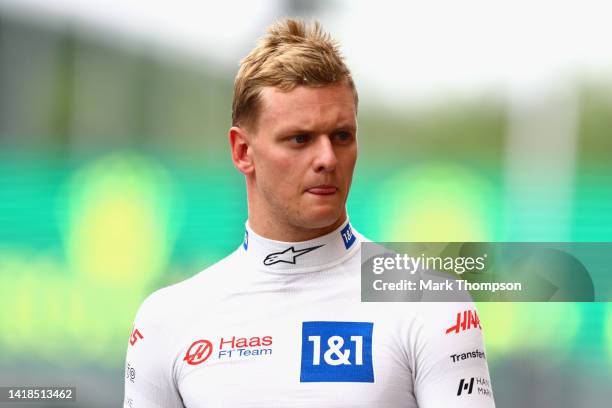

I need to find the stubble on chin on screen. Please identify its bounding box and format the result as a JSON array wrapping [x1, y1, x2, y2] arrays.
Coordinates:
[[259, 183, 346, 233]]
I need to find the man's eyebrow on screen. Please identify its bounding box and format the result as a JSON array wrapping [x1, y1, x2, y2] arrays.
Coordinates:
[[275, 126, 312, 136], [334, 124, 357, 132], [276, 124, 357, 135]]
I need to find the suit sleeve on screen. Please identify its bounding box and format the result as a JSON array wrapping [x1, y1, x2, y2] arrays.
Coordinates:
[[412, 302, 496, 408], [124, 290, 185, 408]]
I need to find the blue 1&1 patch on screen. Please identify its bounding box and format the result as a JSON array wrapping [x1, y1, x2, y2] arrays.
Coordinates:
[[300, 321, 374, 383], [340, 223, 356, 250]]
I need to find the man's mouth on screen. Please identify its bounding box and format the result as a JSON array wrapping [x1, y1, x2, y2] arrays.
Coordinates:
[[307, 185, 338, 195]]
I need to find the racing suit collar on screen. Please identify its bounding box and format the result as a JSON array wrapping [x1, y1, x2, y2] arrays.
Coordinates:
[[242, 217, 360, 272]]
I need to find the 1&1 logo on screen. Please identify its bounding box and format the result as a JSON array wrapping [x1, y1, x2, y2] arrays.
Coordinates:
[[300, 321, 374, 383]]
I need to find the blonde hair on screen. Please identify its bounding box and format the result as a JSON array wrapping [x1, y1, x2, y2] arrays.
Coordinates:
[[232, 18, 358, 130]]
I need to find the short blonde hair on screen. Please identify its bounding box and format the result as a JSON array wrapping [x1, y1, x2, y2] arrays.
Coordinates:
[[232, 18, 358, 130]]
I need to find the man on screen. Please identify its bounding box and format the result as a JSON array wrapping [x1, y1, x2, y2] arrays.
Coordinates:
[[124, 19, 495, 407]]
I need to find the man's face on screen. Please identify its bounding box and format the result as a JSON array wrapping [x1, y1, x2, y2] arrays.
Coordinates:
[[248, 82, 358, 231]]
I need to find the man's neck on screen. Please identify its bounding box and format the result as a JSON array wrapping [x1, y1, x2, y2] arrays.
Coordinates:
[[248, 212, 347, 242], [242, 215, 359, 272]]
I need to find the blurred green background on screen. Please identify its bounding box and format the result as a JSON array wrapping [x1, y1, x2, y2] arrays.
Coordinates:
[[0, 0, 611, 406]]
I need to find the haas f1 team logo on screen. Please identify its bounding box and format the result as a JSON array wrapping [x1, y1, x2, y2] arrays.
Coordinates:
[[446, 309, 482, 335], [184, 340, 214, 365], [263, 245, 323, 266], [457, 378, 475, 396], [457, 377, 493, 398], [184, 336, 273, 365]]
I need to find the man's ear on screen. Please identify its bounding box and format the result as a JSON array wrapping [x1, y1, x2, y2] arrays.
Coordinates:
[[229, 126, 254, 175]]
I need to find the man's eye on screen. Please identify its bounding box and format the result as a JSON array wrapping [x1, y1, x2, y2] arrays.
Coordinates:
[[334, 131, 352, 142], [292, 134, 310, 144]]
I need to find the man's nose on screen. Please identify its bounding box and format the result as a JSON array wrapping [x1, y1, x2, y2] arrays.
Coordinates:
[[313, 136, 338, 173]]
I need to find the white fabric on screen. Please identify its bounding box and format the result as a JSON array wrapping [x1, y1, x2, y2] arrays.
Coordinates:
[[124, 219, 496, 407]]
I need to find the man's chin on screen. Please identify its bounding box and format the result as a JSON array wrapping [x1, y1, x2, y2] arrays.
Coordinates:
[[299, 206, 345, 230]]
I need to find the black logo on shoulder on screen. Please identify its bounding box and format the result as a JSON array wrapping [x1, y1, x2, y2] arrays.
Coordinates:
[[263, 245, 324, 266], [457, 377, 492, 398]]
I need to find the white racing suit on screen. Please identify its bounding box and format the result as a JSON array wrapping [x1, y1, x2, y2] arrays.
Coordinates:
[[124, 219, 495, 407]]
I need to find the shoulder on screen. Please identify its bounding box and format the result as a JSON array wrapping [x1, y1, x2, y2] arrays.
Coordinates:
[[412, 300, 482, 333], [133, 247, 244, 325]]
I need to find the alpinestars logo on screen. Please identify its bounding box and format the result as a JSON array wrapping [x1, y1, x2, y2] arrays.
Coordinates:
[[263, 245, 324, 266]]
